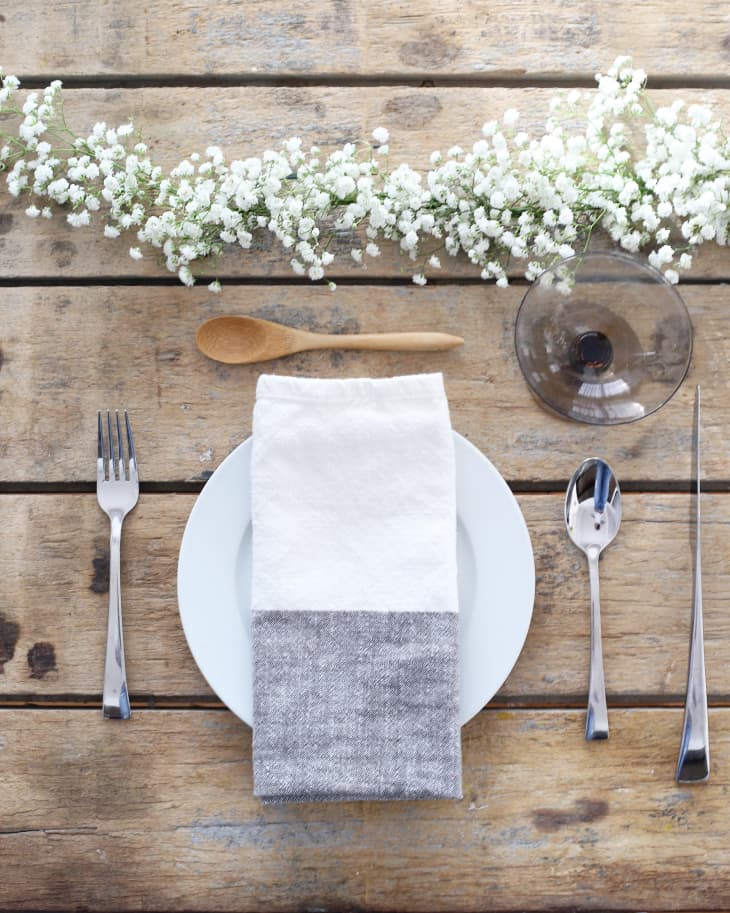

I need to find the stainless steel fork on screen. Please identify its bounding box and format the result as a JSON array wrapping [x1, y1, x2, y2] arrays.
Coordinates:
[[97, 410, 139, 719]]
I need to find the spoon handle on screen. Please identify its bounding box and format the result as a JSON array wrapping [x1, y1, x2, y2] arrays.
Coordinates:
[[307, 332, 464, 353], [586, 549, 609, 740]]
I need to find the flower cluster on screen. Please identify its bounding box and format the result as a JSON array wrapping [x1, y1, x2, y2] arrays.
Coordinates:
[[1, 57, 729, 290]]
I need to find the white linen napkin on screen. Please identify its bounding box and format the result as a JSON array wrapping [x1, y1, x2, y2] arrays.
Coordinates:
[[250, 372, 462, 802]]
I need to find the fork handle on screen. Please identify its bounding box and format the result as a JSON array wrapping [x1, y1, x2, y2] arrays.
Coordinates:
[[103, 514, 131, 720]]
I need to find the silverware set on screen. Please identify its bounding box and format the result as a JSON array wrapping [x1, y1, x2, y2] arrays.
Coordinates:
[[565, 385, 709, 782]]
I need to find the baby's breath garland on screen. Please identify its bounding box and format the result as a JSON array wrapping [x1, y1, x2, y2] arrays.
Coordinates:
[[0, 57, 728, 291]]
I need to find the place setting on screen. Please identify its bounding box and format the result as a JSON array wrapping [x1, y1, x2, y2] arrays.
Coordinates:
[[75, 143, 706, 798]]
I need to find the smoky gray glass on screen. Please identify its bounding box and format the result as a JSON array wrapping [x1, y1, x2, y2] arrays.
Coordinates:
[[514, 251, 693, 425]]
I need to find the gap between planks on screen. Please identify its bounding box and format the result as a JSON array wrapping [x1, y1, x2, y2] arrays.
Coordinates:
[[0, 697, 719, 711], [0, 275, 729, 287], [0, 482, 729, 494], [13, 73, 730, 91]]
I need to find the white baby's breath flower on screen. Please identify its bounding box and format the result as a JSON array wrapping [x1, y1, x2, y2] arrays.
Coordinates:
[[679, 252, 693, 270], [66, 210, 90, 227], [129, 246, 143, 260], [558, 207, 574, 225], [178, 265, 195, 286], [372, 127, 389, 146], [400, 230, 418, 252]]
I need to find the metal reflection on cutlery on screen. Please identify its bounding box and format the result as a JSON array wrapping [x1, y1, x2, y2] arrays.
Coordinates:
[[676, 385, 710, 782], [565, 458, 622, 740], [96, 410, 139, 720]]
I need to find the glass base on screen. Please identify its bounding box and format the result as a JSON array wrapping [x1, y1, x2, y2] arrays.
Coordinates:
[[514, 251, 693, 425]]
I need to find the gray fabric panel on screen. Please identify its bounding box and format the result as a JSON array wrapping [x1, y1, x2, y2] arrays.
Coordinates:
[[252, 610, 462, 803]]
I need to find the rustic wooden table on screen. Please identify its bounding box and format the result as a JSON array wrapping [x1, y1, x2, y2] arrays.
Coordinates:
[[2, 2, 730, 910]]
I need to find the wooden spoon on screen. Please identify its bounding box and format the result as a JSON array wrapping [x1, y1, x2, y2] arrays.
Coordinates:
[[196, 315, 464, 364]]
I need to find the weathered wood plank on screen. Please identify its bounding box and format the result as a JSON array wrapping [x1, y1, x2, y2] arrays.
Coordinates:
[[0, 285, 719, 484], [0, 707, 729, 911], [1, 0, 729, 80], [2, 86, 730, 279], [0, 491, 727, 703], [0, 493, 210, 699]]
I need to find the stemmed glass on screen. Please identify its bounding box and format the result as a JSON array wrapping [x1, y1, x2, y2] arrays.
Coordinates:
[[514, 251, 693, 425]]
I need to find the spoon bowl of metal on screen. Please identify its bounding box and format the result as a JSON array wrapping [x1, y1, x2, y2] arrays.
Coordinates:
[[565, 457, 622, 740]]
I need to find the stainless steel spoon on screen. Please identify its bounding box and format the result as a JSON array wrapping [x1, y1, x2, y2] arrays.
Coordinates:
[[565, 458, 622, 740]]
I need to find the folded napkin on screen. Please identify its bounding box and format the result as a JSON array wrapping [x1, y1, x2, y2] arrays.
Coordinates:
[[250, 373, 462, 802]]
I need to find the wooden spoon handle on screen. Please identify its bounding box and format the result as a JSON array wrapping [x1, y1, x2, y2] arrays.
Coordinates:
[[304, 332, 464, 352]]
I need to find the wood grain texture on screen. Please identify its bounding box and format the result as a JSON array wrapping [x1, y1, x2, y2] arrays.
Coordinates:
[[0, 490, 728, 702], [1, 707, 729, 911], [2, 86, 730, 280], [0, 285, 719, 485], [2, 3, 729, 910], [1, 0, 730, 79], [0, 493, 210, 699]]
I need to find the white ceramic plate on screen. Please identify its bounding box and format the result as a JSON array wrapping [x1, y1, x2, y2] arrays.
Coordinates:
[[177, 433, 535, 726]]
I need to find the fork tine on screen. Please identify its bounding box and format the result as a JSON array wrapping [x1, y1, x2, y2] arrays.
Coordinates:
[[115, 410, 126, 479], [97, 411, 104, 461], [97, 411, 105, 481], [106, 410, 115, 480], [125, 411, 137, 472]]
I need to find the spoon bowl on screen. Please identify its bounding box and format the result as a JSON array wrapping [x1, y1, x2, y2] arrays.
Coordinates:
[[196, 315, 464, 364], [565, 458, 622, 555], [565, 458, 622, 740]]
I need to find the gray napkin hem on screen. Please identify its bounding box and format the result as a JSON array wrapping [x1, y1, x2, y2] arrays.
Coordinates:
[[252, 609, 462, 802]]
